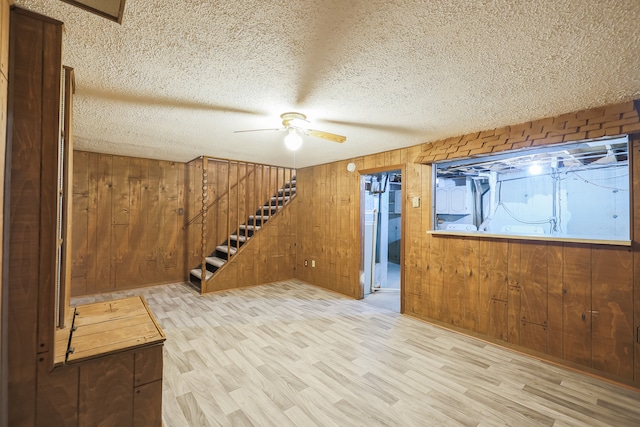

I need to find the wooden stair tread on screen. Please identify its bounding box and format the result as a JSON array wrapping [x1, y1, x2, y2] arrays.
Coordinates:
[[191, 269, 213, 280], [216, 245, 237, 254], [230, 234, 248, 242], [239, 224, 261, 230], [205, 257, 226, 267]]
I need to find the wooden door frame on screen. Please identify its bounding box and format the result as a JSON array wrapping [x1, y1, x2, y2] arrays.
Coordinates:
[[357, 164, 405, 313]]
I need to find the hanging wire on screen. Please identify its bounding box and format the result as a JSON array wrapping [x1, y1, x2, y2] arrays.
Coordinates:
[[496, 180, 553, 226], [566, 170, 629, 191]]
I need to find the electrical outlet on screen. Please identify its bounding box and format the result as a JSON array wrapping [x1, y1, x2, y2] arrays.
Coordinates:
[[304, 260, 308, 267], [311, 260, 316, 268]]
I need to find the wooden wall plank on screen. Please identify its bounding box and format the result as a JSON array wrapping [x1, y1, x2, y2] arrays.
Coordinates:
[[562, 244, 592, 367], [520, 321, 547, 354], [327, 162, 338, 289], [95, 155, 113, 291], [160, 162, 179, 269], [122, 158, 143, 284], [427, 235, 444, 320], [72, 152, 89, 296], [112, 156, 130, 225], [417, 164, 431, 317], [112, 224, 129, 285], [507, 285, 521, 345], [490, 240, 509, 301], [520, 242, 548, 326], [141, 159, 158, 283], [443, 237, 464, 326], [591, 246, 634, 379], [507, 242, 521, 344], [547, 243, 564, 358], [85, 153, 99, 294], [477, 239, 492, 335], [489, 299, 508, 341], [464, 238, 480, 331]]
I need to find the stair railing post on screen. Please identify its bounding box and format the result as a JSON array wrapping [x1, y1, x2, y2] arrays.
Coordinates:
[[227, 160, 232, 260], [268, 166, 273, 221], [281, 167, 285, 207], [260, 165, 265, 232], [236, 161, 241, 254], [201, 156, 208, 294], [287, 167, 291, 202], [250, 163, 258, 239]]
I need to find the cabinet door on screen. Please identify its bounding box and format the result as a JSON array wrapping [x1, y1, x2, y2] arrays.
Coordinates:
[[79, 353, 134, 426], [449, 187, 467, 214], [134, 381, 163, 427], [435, 187, 448, 214]]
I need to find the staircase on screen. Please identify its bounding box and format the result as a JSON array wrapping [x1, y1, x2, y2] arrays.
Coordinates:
[[189, 176, 296, 290]]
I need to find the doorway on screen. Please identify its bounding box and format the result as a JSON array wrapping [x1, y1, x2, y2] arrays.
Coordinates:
[[360, 169, 402, 312]]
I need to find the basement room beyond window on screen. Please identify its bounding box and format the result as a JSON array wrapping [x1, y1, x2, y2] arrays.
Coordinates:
[[432, 136, 630, 244]]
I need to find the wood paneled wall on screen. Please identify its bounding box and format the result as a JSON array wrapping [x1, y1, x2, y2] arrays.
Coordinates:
[[294, 101, 640, 387], [71, 152, 187, 296], [72, 153, 298, 296], [294, 150, 421, 298]]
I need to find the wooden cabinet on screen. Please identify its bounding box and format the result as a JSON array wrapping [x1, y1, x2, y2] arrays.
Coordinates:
[[6, 8, 64, 425], [5, 7, 166, 426]]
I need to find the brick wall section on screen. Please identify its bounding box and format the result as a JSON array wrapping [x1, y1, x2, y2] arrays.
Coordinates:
[[415, 100, 640, 163]]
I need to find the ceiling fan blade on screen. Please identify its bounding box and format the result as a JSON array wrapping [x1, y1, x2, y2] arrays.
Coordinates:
[[288, 117, 310, 129], [306, 129, 346, 143], [233, 128, 284, 133]]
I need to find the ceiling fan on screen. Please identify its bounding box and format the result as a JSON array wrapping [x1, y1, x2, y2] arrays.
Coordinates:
[[234, 112, 346, 150]]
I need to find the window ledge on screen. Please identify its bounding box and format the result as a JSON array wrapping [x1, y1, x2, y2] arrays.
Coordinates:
[[427, 230, 632, 247]]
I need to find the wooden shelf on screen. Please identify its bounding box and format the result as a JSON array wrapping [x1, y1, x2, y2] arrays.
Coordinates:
[[427, 230, 632, 247]]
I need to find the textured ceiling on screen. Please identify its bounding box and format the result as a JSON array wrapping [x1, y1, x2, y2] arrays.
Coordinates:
[[13, 0, 640, 168]]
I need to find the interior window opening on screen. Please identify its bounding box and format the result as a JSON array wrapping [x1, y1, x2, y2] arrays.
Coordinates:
[[432, 135, 630, 243]]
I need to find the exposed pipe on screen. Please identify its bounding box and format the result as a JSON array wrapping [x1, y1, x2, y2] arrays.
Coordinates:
[[471, 177, 490, 228]]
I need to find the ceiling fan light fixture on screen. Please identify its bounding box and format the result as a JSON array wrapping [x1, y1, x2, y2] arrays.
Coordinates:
[[284, 128, 303, 151]]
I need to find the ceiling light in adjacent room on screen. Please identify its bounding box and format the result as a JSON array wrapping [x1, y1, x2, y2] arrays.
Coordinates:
[[528, 162, 542, 175], [284, 128, 303, 151]]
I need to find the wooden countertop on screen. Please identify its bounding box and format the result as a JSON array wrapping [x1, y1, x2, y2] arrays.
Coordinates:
[[54, 296, 165, 366]]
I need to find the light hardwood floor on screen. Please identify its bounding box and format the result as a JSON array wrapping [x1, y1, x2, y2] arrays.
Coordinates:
[[72, 280, 640, 427]]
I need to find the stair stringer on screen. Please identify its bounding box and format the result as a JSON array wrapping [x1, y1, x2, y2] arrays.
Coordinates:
[[201, 197, 297, 293]]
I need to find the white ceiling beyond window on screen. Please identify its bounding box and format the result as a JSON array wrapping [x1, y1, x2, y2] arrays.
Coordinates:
[[14, 0, 640, 168]]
